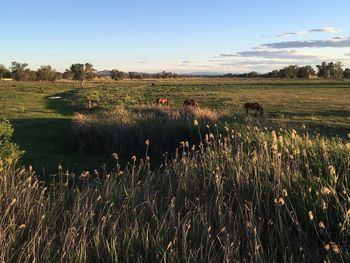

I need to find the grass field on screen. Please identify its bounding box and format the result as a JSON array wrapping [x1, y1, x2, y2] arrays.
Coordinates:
[[0, 79, 349, 173], [1, 78, 350, 261]]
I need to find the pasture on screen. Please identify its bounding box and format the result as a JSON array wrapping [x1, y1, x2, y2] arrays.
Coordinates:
[[1, 78, 350, 261], [0, 79, 349, 173]]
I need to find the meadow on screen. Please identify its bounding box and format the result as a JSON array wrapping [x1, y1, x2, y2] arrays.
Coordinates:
[[1, 78, 350, 262], [0, 78, 349, 172]]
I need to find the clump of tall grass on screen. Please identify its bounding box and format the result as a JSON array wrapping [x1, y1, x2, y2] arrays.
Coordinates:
[[72, 105, 225, 156], [1, 122, 350, 262]]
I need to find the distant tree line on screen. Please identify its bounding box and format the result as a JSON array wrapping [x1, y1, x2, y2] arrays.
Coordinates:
[[223, 62, 350, 79], [1, 61, 350, 82]]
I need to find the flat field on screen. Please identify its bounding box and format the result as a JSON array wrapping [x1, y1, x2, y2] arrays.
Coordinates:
[[0, 78, 349, 172]]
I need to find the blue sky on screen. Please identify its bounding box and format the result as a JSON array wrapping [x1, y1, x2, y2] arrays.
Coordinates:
[[1, 0, 350, 73]]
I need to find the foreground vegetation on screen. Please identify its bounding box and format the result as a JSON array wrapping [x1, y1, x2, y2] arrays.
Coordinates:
[[1, 119, 350, 262]]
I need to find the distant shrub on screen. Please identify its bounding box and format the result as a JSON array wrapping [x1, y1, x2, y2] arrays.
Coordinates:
[[0, 120, 23, 170]]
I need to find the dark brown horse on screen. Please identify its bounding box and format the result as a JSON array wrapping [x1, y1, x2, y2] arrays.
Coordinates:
[[156, 98, 169, 105], [244, 102, 264, 115], [183, 99, 199, 107]]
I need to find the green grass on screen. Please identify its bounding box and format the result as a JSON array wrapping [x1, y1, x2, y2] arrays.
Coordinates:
[[1, 79, 350, 261], [1, 124, 349, 262], [0, 79, 349, 173]]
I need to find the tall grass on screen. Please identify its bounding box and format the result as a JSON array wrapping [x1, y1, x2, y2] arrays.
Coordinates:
[[72, 105, 225, 157], [1, 122, 350, 262]]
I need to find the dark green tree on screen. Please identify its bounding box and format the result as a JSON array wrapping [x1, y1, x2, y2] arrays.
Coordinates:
[[344, 68, 350, 78], [110, 69, 124, 80], [297, 65, 316, 78], [10, 61, 29, 81], [0, 65, 11, 79], [317, 62, 343, 79], [69, 63, 96, 86], [279, 65, 299, 78], [37, 65, 57, 81]]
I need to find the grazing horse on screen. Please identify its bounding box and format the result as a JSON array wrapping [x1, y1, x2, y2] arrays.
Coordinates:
[[244, 102, 264, 115], [183, 99, 199, 107], [156, 98, 169, 105]]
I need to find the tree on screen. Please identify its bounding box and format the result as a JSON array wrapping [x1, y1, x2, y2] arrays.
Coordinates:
[[10, 61, 29, 81], [317, 62, 343, 79], [128, 72, 136, 79], [297, 65, 316, 78], [110, 69, 124, 80], [247, 71, 258, 78], [316, 62, 329, 78], [37, 65, 57, 81], [268, 70, 279, 78], [344, 68, 350, 78], [279, 65, 299, 78], [69, 63, 96, 86], [62, 69, 72, 80], [332, 62, 343, 78], [0, 65, 11, 79]]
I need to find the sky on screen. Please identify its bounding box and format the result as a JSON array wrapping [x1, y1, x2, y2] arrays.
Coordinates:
[[1, 0, 350, 73]]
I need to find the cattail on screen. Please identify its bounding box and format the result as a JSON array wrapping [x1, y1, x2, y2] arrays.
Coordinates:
[[80, 171, 89, 178], [10, 198, 17, 206], [324, 243, 331, 251], [318, 221, 326, 230], [250, 150, 258, 164], [328, 165, 336, 176], [346, 209, 350, 218], [18, 224, 26, 230], [330, 242, 340, 254], [321, 187, 331, 196], [278, 135, 284, 145], [167, 241, 173, 251], [308, 211, 314, 221], [274, 197, 285, 206], [282, 189, 288, 197]]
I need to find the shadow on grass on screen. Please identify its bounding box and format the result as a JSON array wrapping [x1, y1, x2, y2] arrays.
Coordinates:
[[11, 118, 115, 178], [44, 89, 79, 116], [270, 109, 350, 119]]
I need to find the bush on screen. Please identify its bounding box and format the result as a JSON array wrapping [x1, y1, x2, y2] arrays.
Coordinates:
[[0, 120, 23, 171]]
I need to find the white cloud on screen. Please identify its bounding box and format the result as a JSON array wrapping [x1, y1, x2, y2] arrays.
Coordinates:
[[219, 53, 239, 57], [308, 27, 339, 33], [267, 27, 340, 38], [261, 36, 350, 49], [236, 50, 319, 59], [274, 31, 306, 38]]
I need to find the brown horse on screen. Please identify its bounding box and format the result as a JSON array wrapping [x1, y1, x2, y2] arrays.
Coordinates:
[[244, 102, 264, 115], [156, 98, 169, 105], [183, 99, 199, 107]]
